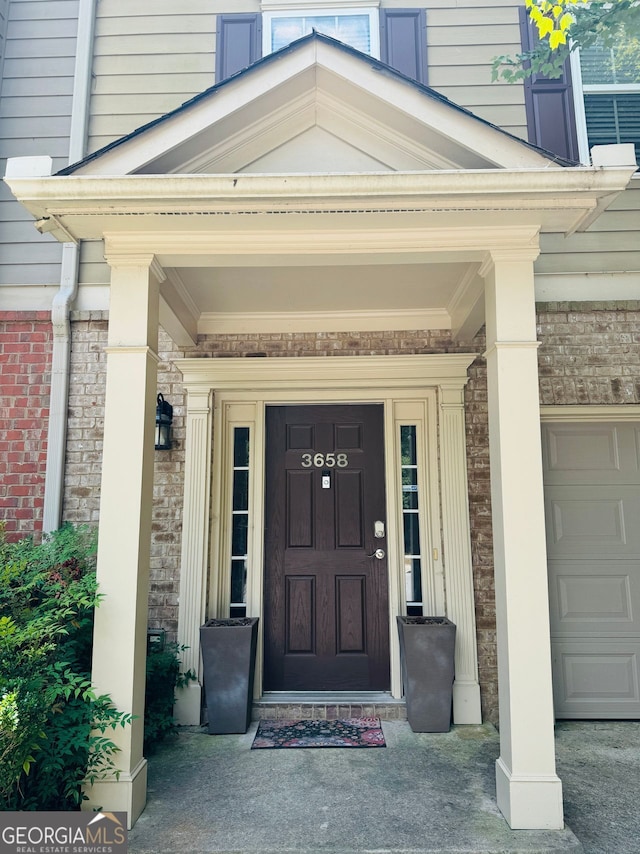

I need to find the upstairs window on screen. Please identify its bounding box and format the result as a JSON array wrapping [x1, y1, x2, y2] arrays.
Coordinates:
[[578, 37, 640, 164], [264, 8, 379, 57], [216, 8, 427, 85]]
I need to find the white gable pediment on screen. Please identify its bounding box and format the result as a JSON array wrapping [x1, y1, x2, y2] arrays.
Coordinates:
[[240, 126, 393, 173], [64, 33, 557, 178]]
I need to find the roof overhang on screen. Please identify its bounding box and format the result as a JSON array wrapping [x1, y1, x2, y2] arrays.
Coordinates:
[[5, 161, 637, 246]]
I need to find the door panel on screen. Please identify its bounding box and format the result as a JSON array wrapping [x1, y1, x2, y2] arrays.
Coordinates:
[[264, 404, 390, 691]]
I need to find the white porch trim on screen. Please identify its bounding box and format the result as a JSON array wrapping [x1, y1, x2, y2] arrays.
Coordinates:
[[174, 387, 214, 725], [174, 354, 481, 726], [440, 383, 482, 725]]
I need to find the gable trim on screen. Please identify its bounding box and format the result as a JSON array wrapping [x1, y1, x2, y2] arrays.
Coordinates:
[[177, 87, 464, 175], [56, 31, 570, 178]]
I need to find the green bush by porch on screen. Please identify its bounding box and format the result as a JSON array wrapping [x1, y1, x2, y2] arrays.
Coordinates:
[[0, 523, 132, 810]]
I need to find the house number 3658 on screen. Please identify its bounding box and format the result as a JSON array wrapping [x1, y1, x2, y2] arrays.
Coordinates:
[[300, 452, 349, 468]]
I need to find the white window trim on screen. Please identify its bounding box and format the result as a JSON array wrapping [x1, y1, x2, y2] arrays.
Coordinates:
[[393, 404, 444, 617], [570, 48, 591, 164], [262, 6, 380, 59], [585, 83, 640, 94]]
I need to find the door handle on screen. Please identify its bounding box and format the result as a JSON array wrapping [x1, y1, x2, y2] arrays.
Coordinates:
[[367, 548, 385, 559]]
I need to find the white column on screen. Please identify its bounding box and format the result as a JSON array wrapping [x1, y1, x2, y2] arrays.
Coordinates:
[[481, 250, 563, 830], [439, 383, 482, 725], [174, 387, 213, 725], [82, 255, 161, 828]]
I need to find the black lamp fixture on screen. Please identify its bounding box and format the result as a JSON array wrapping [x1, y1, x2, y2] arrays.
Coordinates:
[[155, 393, 173, 450]]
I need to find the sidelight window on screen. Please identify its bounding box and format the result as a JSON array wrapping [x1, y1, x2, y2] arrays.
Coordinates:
[[230, 426, 250, 617], [400, 425, 424, 616]]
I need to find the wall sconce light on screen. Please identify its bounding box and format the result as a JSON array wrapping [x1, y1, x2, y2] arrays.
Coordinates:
[[155, 393, 173, 450]]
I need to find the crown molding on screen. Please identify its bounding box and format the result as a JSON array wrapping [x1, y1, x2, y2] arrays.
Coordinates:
[[197, 307, 451, 335], [178, 353, 478, 391]]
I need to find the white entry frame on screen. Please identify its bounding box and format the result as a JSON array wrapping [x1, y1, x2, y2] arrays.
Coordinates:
[[174, 354, 481, 726]]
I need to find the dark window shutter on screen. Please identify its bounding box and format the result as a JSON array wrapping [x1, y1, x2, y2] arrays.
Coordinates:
[[216, 14, 262, 82], [380, 9, 427, 85], [519, 7, 579, 161]]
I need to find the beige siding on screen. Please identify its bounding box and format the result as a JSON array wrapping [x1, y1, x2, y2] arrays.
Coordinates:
[[79, 240, 109, 286], [87, 0, 215, 154], [424, 0, 526, 137], [0, 0, 78, 286], [538, 179, 640, 275], [87, 1, 529, 156]]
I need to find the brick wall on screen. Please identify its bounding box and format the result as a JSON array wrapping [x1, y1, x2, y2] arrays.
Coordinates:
[[150, 337, 187, 637], [63, 313, 108, 525], [463, 333, 496, 722], [537, 301, 640, 404], [60, 303, 640, 725], [0, 311, 52, 540]]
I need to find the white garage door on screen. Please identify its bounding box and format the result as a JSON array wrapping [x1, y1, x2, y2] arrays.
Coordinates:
[[542, 421, 640, 719]]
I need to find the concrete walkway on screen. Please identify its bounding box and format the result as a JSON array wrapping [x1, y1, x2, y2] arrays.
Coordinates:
[[128, 720, 640, 854]]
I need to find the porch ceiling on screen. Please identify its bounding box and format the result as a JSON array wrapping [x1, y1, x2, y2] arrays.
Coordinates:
[[183, 263, 465, 312], [165, 261, 473, 338]]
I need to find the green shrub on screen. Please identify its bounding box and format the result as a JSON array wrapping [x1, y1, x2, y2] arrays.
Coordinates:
[[0, 523, 132, 810], [144, 641, 195, 753]]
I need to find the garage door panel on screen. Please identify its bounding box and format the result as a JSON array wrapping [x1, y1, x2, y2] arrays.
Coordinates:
[[545, 488, 640, 557], [543, 420, 640, 719], [552, 641, 640, 718], [542, 423, 640, 485], [549, 560, 640, 636]]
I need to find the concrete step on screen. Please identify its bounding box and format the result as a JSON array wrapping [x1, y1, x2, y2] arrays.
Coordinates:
[[252, 691, 407, 720]]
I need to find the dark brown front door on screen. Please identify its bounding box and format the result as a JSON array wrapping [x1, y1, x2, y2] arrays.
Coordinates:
[[264, 404, 390, 691]]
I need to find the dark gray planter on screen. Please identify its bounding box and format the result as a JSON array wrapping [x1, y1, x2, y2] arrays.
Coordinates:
[[397, 616, 456, 733], [200, 617, 259, 734]]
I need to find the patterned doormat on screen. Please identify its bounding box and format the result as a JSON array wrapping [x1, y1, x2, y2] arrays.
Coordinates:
[[251, 717, 386, 749]]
